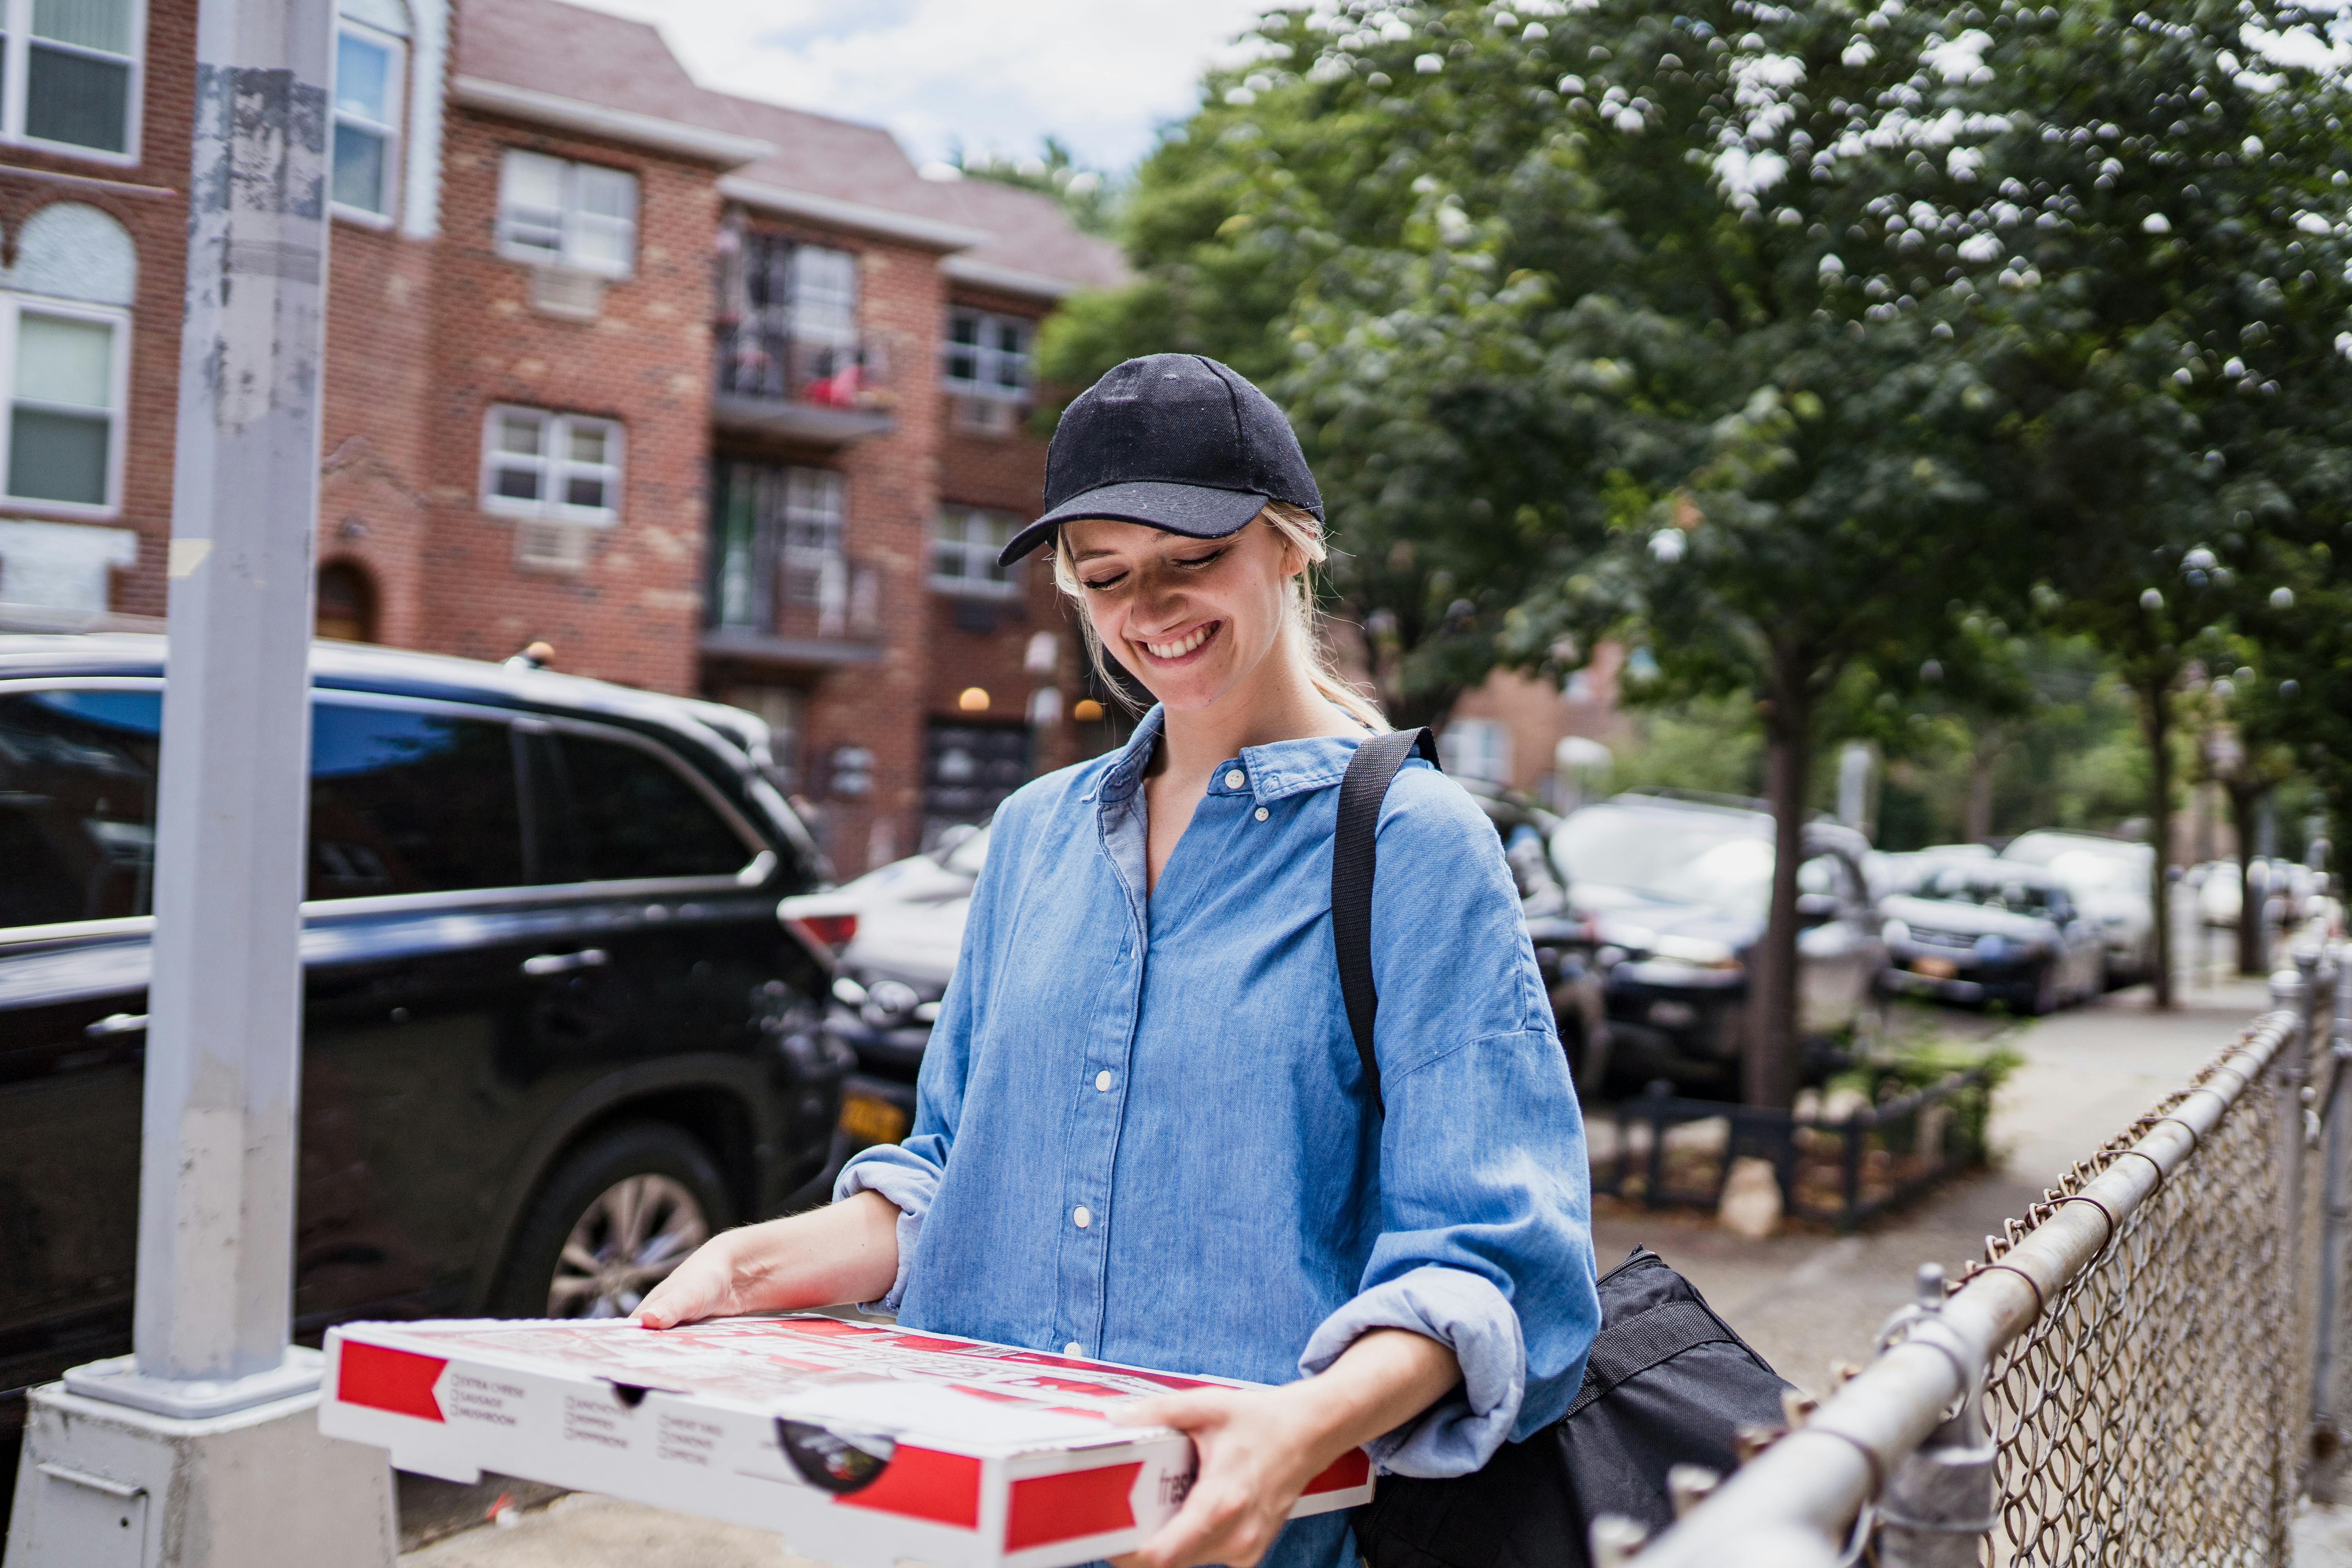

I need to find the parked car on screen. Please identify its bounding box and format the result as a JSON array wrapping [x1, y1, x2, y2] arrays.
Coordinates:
[[1999, 830, 2156, 987], [1868, 842, 1994, 901], [1548, 791, 1885, 1092], [1453, 779, 1613, 1092], [1881, 862, 2105, 1013], [786, 771, 1616, 1149], [0, 633, 849, 1510]]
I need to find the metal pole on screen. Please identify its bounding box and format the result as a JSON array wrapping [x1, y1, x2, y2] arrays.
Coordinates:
[[2314, 944, 2352, 1499], [64, 0, 332, 1417]]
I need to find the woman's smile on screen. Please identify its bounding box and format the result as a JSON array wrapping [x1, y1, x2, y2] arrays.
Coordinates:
[[1134, 619, 1222, 667]]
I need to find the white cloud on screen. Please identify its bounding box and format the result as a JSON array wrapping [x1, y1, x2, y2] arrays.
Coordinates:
[[559, 0, 1272, 170]]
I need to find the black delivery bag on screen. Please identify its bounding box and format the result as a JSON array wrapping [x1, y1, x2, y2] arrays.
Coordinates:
[[1352, 1246, 1798, 1568]]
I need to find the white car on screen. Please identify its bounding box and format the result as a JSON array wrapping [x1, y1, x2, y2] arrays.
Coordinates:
[[2000, 830, 2156, 987]]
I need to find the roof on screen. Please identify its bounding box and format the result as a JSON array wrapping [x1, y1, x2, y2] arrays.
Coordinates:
[[454, 0, 762, 154], [455, 0, 1128, 292]]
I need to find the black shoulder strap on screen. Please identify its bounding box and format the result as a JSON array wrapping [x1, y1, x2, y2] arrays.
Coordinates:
[[1332, 727, 1440, 1116]]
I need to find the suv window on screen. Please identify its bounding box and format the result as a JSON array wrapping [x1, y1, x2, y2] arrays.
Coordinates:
[[310, 702, 527, 898], [0, 689, 163, 928], [552, 730, 752, 883]]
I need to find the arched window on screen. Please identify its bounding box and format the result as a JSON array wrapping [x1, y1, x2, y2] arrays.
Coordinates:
[[334, 0, 410, 220], [0, 203, 134, 513], [316, 561, 378, 642]]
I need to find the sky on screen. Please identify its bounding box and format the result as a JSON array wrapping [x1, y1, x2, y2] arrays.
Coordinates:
[[562, 0, 1275, 175]]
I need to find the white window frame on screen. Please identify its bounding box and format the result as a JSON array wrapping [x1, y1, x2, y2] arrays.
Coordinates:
[[942, 308, 1033, 403], [330, 17, 406, 227], [930, 506, 1020, 599], [0, 293, 131, 518], [495, 149, 638, 279], [779, 467, 844, 602], [1439, 717, 1513, 785], [0, 0, 146, 166], [478, 405, 624, 525], [787, 246, 859, 348]]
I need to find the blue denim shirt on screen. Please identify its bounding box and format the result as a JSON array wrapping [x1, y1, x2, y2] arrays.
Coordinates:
[[837, 708, 1598, 1568]]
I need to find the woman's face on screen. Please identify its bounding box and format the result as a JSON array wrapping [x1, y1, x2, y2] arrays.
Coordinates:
[[1063, 516, 1300, 715]]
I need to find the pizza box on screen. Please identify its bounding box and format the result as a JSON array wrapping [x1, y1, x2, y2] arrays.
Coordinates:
[[317, 1314, 1374, 1568]]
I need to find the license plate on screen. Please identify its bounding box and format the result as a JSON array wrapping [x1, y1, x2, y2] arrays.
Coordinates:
[[1910, 956, 1959, 979], [838, 1093, 909, 1146]]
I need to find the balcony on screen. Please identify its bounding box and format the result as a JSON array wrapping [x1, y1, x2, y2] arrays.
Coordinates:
[[711, 324, 897, 446], [702, 551, 884, 668]]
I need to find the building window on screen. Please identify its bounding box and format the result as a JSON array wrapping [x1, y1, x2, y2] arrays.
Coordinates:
[[332, 5, 407, 220], [497, 150, 637, 277], [778, 467, 844, 604], [2, 297, 127, 512], [788, 246, 857, 347], [932, 506, 1019, 598], [1439, 717, 1513, 784], [709, 463, 869, 636], [480, 405, 622, 523], [0, 0, 143, 159], [943, 309, 1031, 402]]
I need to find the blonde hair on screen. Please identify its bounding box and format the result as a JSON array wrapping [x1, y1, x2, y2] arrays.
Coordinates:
[[1052, 500, 1389, 732]]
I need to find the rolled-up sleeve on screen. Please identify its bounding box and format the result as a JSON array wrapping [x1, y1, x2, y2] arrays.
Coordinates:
[[1299, 768, 1600, 1476], [831, 808, 1022, 1312]]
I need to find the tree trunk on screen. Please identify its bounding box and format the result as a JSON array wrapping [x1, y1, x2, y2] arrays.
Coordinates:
[[2230, 782, 2266, 977], [2138, 679, 2175, 1009], [1964, 731, 2000, 843], [1747, 675, 1811, 1109]]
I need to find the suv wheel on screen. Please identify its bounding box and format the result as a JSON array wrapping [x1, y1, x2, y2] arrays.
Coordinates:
[[492, 1123, 734, 1318]]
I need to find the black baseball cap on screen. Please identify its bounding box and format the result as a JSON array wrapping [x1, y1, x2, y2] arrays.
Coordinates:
[[996, 353, 1323, 566]]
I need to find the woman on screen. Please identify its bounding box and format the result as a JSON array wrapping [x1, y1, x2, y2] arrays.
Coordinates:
[[639, 354, 1599, 1568]]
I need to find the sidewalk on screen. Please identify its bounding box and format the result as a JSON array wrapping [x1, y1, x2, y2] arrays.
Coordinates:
[[397, 974, 2285, 1563]]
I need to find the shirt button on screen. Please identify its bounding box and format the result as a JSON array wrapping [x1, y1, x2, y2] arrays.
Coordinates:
[[1095, 1070, 1113, 1092], [1254, 807, 1270, 822], [1225, 769, 1245, 789], [1064, 1341, 1084, 1357], [1073, 1206, 1092, 1229]]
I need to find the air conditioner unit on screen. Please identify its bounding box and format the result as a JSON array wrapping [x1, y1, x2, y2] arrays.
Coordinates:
[[514, 518, 594, 573]]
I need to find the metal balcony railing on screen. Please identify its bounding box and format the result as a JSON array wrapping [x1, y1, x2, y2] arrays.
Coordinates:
[[713, 323, 889, 410]]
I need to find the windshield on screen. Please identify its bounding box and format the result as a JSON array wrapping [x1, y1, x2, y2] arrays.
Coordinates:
[[2046, 848, 2143, 894], [1918, 869, 2059, 916], [1553, 805, 1775, 918]]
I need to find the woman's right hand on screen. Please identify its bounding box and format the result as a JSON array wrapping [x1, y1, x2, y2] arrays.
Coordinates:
[[633, 1190, 904, 1330], [635, 1230, 751, 1328]]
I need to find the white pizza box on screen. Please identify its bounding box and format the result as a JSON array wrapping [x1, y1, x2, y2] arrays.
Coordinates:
[[317, 1313, 1374, 1568]]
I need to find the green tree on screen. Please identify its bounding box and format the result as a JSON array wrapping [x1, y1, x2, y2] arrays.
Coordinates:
[[1906, 0, 2352, 1004], [954, 136, 1118, 236]]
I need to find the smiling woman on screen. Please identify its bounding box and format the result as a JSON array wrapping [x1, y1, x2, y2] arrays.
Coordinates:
[[636, 353, 1599, 1568]]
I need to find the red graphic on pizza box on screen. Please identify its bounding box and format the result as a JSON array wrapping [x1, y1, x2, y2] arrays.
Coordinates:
[[318, 1314, 1374, 1568]]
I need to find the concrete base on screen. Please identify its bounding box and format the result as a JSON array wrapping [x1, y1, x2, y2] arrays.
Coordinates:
[[2, 1381, 395, 1568]]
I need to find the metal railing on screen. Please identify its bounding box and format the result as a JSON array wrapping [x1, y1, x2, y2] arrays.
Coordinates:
[[1622, 942, 2347, 1567], [1594, 1067, 1997, 1230]]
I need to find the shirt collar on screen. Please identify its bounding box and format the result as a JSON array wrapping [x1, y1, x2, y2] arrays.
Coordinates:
[[1093, 705, 1166, 805], [1090, 705, 1377, 807]]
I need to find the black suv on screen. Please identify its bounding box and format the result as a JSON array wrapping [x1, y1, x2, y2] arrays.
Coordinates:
[[0, 634, 849, 1506]]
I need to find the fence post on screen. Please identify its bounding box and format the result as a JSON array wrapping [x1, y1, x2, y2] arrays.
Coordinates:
[[2314, 943, 2352, 1501], [1876, 1266, 1998, 1567]]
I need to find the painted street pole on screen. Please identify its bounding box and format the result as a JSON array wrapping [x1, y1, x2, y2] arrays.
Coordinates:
[[2, 0, 397, 1560], [71, 0, 332, 1419]]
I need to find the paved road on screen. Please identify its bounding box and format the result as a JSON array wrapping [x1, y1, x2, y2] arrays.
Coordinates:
[[396, 969, 2298, 1564]]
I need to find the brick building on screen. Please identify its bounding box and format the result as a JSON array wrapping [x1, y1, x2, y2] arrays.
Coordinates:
[[0, 0, 1123, 875]]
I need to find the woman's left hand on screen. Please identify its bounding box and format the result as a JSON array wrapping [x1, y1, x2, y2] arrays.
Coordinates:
[[1108, 1383, 1339, 1568], [1109, 1327, 1462, 1568]]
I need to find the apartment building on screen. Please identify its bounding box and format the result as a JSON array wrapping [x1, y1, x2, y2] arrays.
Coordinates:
[[0, 0, 1123, 873]]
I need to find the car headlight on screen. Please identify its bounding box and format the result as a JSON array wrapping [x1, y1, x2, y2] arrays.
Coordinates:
[[1883, 918, 1911, 946], [1650, 935, 1742, 971]]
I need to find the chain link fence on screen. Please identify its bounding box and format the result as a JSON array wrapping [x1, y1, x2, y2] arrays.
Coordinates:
[[1965, 1028, 2309, 1565], [1629, 947, 2346, 1568]]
